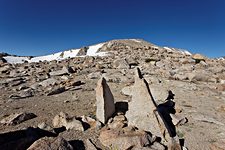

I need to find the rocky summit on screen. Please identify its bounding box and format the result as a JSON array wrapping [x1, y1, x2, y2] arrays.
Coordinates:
[[0, 39, 225, 150]]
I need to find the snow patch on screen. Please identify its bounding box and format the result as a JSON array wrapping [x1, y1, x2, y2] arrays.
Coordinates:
[[218, 57, 225, 61], [131, 39, 141, 43], [4, 56, 29, 64], [3, 43, 106, 64], [86, 43, 106, 56], [164, 47, 191, 55], [164, 47, 173, 52], [178, 49, 192, 55]]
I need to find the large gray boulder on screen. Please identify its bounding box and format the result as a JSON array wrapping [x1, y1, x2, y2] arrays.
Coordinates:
[[125, 68, 163, 137], [96, 77, 115, 124]]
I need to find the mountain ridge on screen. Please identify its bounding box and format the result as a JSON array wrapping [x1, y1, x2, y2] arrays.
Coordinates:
[[2, 39, 194, 64]]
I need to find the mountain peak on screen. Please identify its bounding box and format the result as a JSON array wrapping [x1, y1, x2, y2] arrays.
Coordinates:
[[1, 39, 194, 64]]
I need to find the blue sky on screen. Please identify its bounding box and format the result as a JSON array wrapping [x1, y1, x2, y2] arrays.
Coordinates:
[[0, 0, 224, 58]]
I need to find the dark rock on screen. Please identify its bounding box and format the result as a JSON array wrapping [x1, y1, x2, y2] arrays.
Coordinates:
[[0, 112, 37, 125]]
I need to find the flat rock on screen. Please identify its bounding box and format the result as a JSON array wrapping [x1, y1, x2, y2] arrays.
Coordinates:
[[49, 66, 73, 76], [38, 78, 59, 87], [99, 127, 160, 149], [46, 86, 66, 96], [9, 88, 34, 99], [27, 136, 73, 150], [0, 112, 37, 125]]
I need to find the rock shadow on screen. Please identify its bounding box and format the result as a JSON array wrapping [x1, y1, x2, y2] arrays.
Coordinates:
[[115, 101, 128, 114], [0, 127, 57, 150], [69, 140, 85, 150], [76, 117, 91, 131], [157, 90, 176, 137]]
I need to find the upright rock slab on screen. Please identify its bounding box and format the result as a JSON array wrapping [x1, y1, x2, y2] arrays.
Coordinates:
[[125, 68, 163, 137], [96, 77, 115, 124]]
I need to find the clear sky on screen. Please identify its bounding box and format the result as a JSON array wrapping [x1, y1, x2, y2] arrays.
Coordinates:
[[0, 0, 224, 58]]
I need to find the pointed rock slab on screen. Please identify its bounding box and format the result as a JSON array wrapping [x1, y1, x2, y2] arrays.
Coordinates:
[[125, 68, 164, 137], [96, 77, 115, 124]]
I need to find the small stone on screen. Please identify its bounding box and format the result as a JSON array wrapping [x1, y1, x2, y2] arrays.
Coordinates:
[[95, 120, 103, 130], [64, 100, 70, 103], [46, 86, 66, 96], [52, 112, 84, 131], [37, 122, 54, 132]]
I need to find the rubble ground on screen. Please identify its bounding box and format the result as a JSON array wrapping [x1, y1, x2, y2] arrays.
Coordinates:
[[0, 39, 225, 150]]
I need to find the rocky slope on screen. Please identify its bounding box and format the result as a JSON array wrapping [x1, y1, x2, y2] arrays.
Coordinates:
[[0, 39, 225, 150]]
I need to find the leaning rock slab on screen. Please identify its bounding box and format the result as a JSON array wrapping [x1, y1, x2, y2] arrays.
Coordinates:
[[27, 136, 73, 150], [125, 68, 163, 137], [0, 112, 37, 125], [96, 77, 115, 124]]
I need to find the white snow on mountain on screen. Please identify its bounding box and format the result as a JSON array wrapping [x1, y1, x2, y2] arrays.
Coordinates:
[[3, 56, 29, 64], [86, 43, 106, 56], [3, 40, 194, 64], [130, 39, 142, 43], [217, 57, 225, 60], [164, 47, 192, 55], [4, 43, 107, 64]]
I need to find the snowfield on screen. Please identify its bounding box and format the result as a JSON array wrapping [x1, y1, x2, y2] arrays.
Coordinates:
[[164, 47, 192, 55], [3, 40, 193, 64], [4, 43, 107, 64]]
